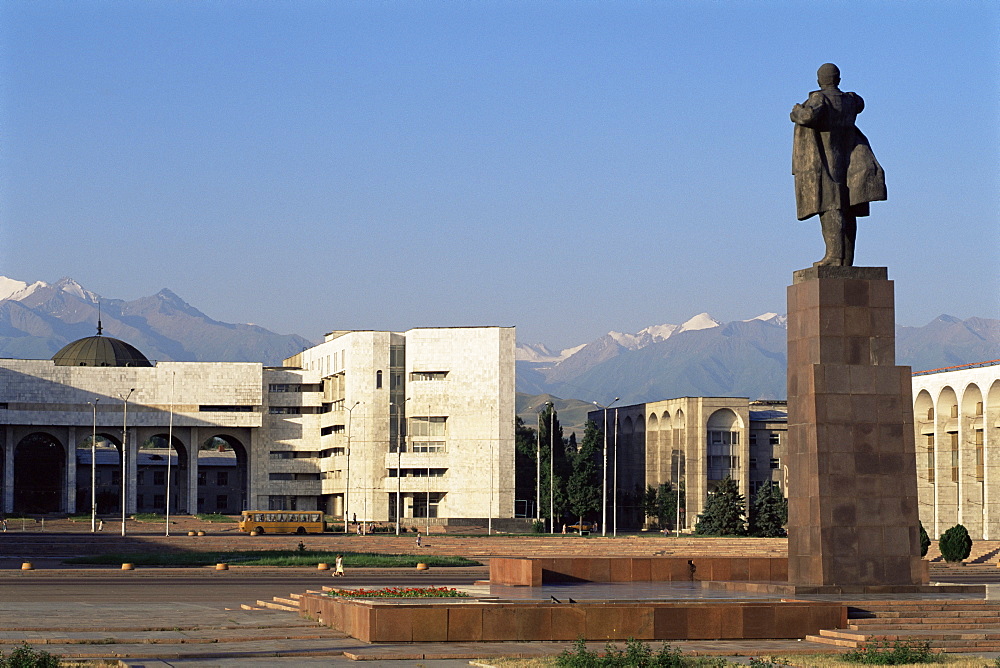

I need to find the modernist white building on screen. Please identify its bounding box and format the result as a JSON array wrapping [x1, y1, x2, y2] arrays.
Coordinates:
[[911, 361, 1000, 540], [0, 325, 516, 526]]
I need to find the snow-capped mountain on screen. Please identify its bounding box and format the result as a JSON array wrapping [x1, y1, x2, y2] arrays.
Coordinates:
[[0, 275, 313, 364]]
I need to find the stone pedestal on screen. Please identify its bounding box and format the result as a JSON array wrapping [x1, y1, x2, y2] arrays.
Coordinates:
[[786, 266, 922, 587]]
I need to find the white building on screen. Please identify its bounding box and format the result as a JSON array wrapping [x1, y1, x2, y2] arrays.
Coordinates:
[[911, 361, 1000, 540], [0, 325, 516, 526], [274, 327, 516, 524]]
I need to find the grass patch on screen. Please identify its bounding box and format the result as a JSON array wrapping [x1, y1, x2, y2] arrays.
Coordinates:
[[132, 513, 168, 522], [754, 656, 984, 668], [196, 513, 237, 523], [67, 515, 94, 522], [843, 640, 937, 665], [64, 549, 481, 568]]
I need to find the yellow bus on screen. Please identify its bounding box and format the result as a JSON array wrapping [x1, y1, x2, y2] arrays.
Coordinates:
[[239, 511, 325, 534]]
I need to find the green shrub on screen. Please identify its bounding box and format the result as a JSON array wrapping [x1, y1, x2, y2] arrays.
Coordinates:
[[842, 638, 936, 664], [939, 523, 972, 562], [918, 521, 930, 557], [556, 638, 687, 667], [532, 519, 545, 533], [0, 642, 60, 668]]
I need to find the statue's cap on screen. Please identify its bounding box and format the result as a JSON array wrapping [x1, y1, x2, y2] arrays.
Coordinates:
[[817, 63, 841, 85]]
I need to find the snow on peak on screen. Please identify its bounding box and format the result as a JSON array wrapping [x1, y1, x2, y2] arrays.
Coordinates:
[[679, 313, 722, 332], [516, 342, 587, 363], [0, 276, 47, 302], [608, 323, 680, 350], [53, 277, 98, 302], [745, 312, 787, 326]]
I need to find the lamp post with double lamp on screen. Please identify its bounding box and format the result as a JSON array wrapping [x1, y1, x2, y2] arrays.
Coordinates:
[[119, 388, 135, 537], [593, 397, 620, 537], [343, 401, 361, 534], [88, 399, 99, 532]]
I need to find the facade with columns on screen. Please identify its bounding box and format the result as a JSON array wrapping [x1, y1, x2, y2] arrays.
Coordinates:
[[0, 325, 515, 523], [912, 361, 1000, 540], [587, 398, 788, 530]]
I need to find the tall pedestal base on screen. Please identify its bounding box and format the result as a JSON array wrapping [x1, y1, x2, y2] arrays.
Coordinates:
[[786, 266, 922, 587]]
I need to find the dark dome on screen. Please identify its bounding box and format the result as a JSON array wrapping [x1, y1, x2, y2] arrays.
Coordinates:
[[52, 336, 152, 367]]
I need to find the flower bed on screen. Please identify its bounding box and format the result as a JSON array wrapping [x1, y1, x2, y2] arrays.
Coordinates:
[[326, 586, 469, 599]]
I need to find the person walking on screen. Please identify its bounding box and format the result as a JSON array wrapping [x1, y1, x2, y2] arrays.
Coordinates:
[[333, 554, 345, 577], [415, 531, 422, 548]]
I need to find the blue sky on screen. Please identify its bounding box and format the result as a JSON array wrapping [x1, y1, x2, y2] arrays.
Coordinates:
[[2, 1, 997, 350]]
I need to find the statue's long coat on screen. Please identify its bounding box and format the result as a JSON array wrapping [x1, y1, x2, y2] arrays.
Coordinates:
[[791, 87, 887, 221]]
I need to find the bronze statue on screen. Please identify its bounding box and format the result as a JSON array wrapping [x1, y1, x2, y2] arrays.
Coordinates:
[[791, 63, 886, 266]]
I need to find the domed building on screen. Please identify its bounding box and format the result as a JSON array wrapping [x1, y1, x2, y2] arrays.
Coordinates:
[[52, 326, 153, 367]]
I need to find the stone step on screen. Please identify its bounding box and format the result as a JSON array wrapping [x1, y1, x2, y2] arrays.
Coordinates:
[[805, 632, 860, 648], [852, 621, 1000, 630], [272, 596, 299, 608], [255, 600, 298, 612]]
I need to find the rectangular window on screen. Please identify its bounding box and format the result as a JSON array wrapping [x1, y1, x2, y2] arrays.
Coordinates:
[[217, 471, 229, 486], [769, 458, 780, 469], [749, 457, 757, 470], [269, 406, 302, 415], [976, 430, 985, 482], [136, 494, 144, 508], [269, 473, 294, 481], [749, 432, 757, 446], [198, 471, 207, 486], [216, 495, 228, 511], [270, 451, 292, 460], [199, 405, 254, 412], [154, 494, 165, 507], [389, 345, 405, 368], [927, 435, 935, 484], [410, 371, 448, 381], [951, 431, 959, 482], [769, 433, 780, 446], [137, 471, 145, 485], [153, 471, 165, 486]]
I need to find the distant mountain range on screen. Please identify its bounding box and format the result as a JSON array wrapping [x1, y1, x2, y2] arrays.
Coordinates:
[[0, 276, 313, 365], [2, 276, 996, 405], [517, 312, 1000, 406]]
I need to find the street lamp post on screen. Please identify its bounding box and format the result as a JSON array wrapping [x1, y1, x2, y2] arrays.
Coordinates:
[[593, 398, 620, 537], [546, 402, 554, 533], [165, 372, 175, 537], [344, 401, 361, 534], [88, 399, 99, 533], [391, 398, 410, 536], [119, 388, 135, 538], [535, 411, 541, 522], [613, 407, 619, 537]]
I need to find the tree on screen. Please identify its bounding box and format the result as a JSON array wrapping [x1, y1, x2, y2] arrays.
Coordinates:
[[565, 420, 601, 527], [656, 482, 675, 530], [513, 416, 538, 517], [919, 521, 930, 557], [939, 524, 972, 563], [642, 485, 659, 527], [537, 404, 569, 526], [694, 476, 746, 536], [747, 482, 787, 537]]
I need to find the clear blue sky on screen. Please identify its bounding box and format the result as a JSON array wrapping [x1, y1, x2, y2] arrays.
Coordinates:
[[2, 1, 997, 350]]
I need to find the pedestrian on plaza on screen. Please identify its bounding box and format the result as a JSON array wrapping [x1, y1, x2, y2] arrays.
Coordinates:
[[333, 554, 345, 577], [98, 519, 104, 531], [415, 531, 421, 548], [1, 517, 6, 532]]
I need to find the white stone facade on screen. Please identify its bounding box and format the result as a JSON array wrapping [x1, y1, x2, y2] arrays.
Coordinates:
[[911, 361, 1000, 540], [0, 326, 515, 523], [281, 326, 516, 523]]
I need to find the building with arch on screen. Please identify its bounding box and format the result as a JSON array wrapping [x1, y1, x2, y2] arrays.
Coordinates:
[[588, 397, 787, 530], [911, 361, 1000, 540], [0, 325, 516, 525]]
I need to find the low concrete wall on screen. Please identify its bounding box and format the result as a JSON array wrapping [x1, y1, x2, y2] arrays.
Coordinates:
[[300, 594, 846, 643], [490, 557, 788, 587]]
